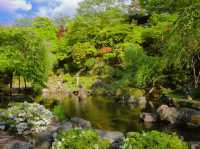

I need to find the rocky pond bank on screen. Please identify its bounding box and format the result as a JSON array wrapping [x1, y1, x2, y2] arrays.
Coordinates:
[[0, 101, 199, 149], [1, 116, 198, 149]]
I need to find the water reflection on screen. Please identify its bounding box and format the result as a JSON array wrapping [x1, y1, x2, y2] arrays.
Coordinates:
[[58, 96, 200, 141], [61, 96, 142, 132]]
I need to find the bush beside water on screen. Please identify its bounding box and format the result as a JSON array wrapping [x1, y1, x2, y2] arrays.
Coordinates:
[[52, 129, 109, 149], [120, 131, 188, 149]]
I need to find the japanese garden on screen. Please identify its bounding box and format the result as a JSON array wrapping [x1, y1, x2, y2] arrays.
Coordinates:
[[0, 0, 200, 148]]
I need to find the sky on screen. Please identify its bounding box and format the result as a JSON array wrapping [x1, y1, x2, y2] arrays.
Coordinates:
[[0, 0, 84, 24]]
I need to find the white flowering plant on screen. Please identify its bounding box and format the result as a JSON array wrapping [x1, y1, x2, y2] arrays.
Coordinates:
[[0, 102, 53, 135]]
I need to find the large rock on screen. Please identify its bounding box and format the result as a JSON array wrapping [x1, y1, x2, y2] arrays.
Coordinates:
[[157, 105, 200, 127], [34, 121, 61, 147], [140, 113, 157, 123], [157, 105, 178, 124], [71, 117, 91, 128], [178, 108, 200, 127], [190, 142, 200, 149], [60, 121, 73, 132], [95, 129, 124, 143]]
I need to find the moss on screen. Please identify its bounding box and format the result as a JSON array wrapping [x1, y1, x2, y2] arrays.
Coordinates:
[[128, 88, 145, 98]]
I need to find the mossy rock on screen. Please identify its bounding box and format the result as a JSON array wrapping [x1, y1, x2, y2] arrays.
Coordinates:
[[128, 88, 145, 98]]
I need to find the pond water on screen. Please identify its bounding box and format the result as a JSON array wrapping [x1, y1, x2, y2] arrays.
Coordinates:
[[58, 96, 200, 142]]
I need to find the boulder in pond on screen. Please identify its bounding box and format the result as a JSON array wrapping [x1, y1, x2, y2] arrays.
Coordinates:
[[157, 105, 200, 127], [71, 117, 91, 128], [157, 105, 178, 124], [140, 112, 157, 123], [190, 142, 200, 149], [178, 108, 200, 127]]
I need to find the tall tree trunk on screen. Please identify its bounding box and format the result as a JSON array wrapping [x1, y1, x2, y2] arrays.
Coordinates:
[[192, 56, 200, 88]]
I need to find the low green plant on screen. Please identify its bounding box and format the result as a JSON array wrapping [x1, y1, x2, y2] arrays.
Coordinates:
[[121, 131, 188, 149], [52, 129, 109, 149], [53, 104, 66, 121]]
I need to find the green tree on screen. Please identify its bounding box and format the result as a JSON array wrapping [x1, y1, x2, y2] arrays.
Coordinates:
[[0, 27, 49, 92], [163, 2, 200, 88]]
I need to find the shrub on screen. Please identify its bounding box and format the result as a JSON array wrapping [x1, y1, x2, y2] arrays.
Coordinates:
[[72, 42, 97, 65], [53, 104, 66, 121], [0, 102, 53, 135], [52, 129, 109, 149], [121, 131, 188, 149], [84, 58, 96, 70]]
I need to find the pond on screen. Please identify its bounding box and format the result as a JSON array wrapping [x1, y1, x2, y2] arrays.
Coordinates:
[[57, 96, 200, 142]]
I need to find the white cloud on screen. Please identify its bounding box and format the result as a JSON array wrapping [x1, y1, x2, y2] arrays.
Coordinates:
[[0, 0, 32, 12], [35, 0, 83, 17], [36, 7, 49, 17], [53, 0, 83, 16]]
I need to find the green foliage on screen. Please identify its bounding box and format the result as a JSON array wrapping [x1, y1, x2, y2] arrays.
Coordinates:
[[121, 131, 188, 149], [0, 27, 49, 89], [84, 58, 97, 69], [139, 0, 199, 13], [128, 88, 145, 97], [162, 2, 200, 88], [53, 129, 109, 149], [123, 43, 166, 87], [1, 0, 199, 95], [32, 17, 58, 53], [53, 104, 66, 121], [72, 42, 97, 66], [63, 74, 97, 91]]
